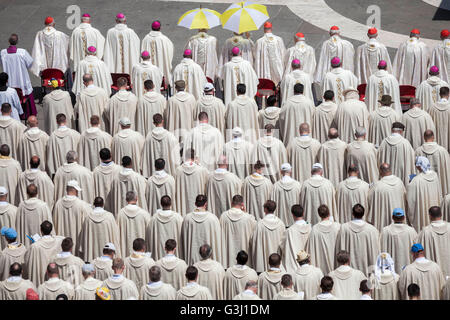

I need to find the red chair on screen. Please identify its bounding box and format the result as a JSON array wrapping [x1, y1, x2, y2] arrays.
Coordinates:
[[111, 73, 132, 92], [399, 85, 416, 109], [13, 88, 30, 121], [206, 77, 214, 84], [357, 84, 367, 102], [256, 79, 278, 108], [40, 68, 65, 102]]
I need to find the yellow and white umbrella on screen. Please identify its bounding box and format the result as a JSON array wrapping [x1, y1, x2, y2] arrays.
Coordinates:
[[178, 8, 221, 29], [221, 2, 269, 34]]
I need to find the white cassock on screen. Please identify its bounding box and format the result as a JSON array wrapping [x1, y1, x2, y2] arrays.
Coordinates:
[[69, 22, 105, 70], [283, 40, 316, 77], [312, 101, 338, 144], [72, 55, 112, 96], [0, 48, 33, 95], [368, 107, 401, 148], [103, 90, 138, 136], [30, 25, 69, 77], [415, 76, 449, 112], [393, 37, 430, 87], [46, 127, 81, 176], [300, 175, 337, 225], [219, 34, 255, 76], [141, 31, 174, 85], [103, 24, 140, 74], [0, 88, 23, 120], [428, 98, 450, 152], [194, 95, 226, 136], [17, 168, 54, 208], [322, 68, 358, 105], [280, 69, 314, 103], [431, 38, 450, 83], [131, 61, 163, 99], [53, 162, 94, 204], [223, 137, 254, 180], [135, 91, 166, 137], [172, 58, 207, 101], [365, 69, 402, 114], [314, 35, 355, 84], [0, 157, 21, 205], [287, 135, 321, 183], [254, 33, 286, 85], [183, 123, 224, 172], [252, 135, 288, 183], [317, 138, 347, 189], [0, 116, 26, 160], [17, 127, 49, 171], [225, 95, 259, 144], [185, 32, 218, 81], [43, 89, 74, 134], [355, 38, 392, 85], [221, 56, 258, 107], [74, 85, 109, 133], [111, 128, 145, 173], [77, 127, 113, 171]]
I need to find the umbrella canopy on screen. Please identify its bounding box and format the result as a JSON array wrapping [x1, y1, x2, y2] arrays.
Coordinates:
[[178, 8, 221, 29], [221, 2, 269, 34]]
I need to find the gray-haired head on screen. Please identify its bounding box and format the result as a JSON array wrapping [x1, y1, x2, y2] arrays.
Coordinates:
[[66, 150, 78, 163], [354, 127, 367, 139], [125, 190, 137, 203], [245, 280, 258, 290], [409, 98, 421, 108]]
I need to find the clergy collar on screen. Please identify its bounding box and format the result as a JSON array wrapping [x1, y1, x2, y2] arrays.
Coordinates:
[[28, 127, 40, 134], [194, 208, 208, 214], [58, 125, 68, 130], [7, 276, 21, 282], [252, 172, 263, 177], [243, 289, 256, 295], [93, 207, 104, 212], [339, 265, 351, 272], [215, 168, 227, 173], [101, 160, 114, 166], [148, 281, 162, 287], [265, 213, 276, 219], [112, 274, 123, 279], [186, 281, 197, 287], [0, 201, 8, 206], [47, 277, 60, 283], [439, 98, 448, 103], [391, 133, 401, 137], [57, 251, 72, 258], [164, 253, 176, 259], [281, 175, 293, 183], [235, 264, 247, 269], [122, 167, 133, 172], [154, 170, 167, 177], [65, 195, 77, 200], [100, 255, 112, 261], [347, 175, 358, 180], [318, 292, 333, 298], [269, 267, 281, 272], [415, 257, 427, 263], [295, 219, 306, 225], [0, 115, 11, 120], [352, 219, 365, 224], [87, 84, 96, 89]]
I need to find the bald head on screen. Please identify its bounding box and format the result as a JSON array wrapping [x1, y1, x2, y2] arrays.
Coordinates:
[[328, 128, 339, 139], [27, 116, 38, 127], [424, 130, 434, 142], [299, 123, 310, 135], [30, 155, 40, 169], [82, 74, 93, 85], [217, 155, 228, 169]]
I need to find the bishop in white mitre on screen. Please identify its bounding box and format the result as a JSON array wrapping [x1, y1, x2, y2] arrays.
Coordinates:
[[141, 21, 174, 85], [172, 49, 207, 101], [322, 57, 358, 105], [393, 29, 430, 87], [283, 32, 316, 77], [69, 13, 105, 70], [431, 29, 449, 83], [131, 51, 163, 99], [103, 13, 140, 74], [72, 46, 112, 96], [314, 26, 355, 84], [30, 16, 69, 77], [365, 60, 402, 114], [280, 59, 314, 103], [355, 27, 392, 85], [254, 22, 286, 85], [221, 46, 258, 107], [185, 29, 218, 82], [416, 66, 449, 112]]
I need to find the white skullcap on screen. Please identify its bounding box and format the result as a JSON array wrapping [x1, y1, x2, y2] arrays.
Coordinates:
[[103, 242, 116, 251], [0, 186, 8, 195], [67, 180, 82, 191], [204, 83, 214, 91], [281, 163, 292, 171], [312, 163, 323, 169], [119, 117, 131, 126], [82, 263, 95, 273], [232, 127, 243, 136]]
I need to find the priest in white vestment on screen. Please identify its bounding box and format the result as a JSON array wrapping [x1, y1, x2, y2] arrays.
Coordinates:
[[368, 95, 402, 147], [38, 264, 75, 300], [0, 103, 26, 159], [377, 122, 415, 185], [124, 239, 156, 291], [74, 264, 103, 300], [221, 47, 258, 107], [322, 57, 358, 105], [132, 51, 163, 100], [17, 156, 54, 208], [393, 29, 430, 87], [72, 46, 112, 96], [141, 113, 180, 178], [101, 258, 139, 300], [69, 13, 105, 70], [223, 127, 254, 180], [314, 26, 355, 84], [365, 60, 402, 114], [406, 157, 442, 232], [291, 251, 323, 300], [280, 59, 313, 104], [43, 81, 74, 135], [416, 66, 449, 112], [17, 116, 49, 171], [145, 160, 176, 215], [30, 16, 69, 77], [428, 87, 450, 152], [225, 83, 259, 144], [398, 243, 445, 300], [0, 188, 18, 250], [53, 151, 94, 204], [92, 148, 121, 203], [300, 163, 337, 225], [415, 129, 450, 196], [257, 253, 285, 299], [141, 21, 174, 85], [233, 281, 262, 300], [111, 117, 144, 172], [136, 80, 166, 137], [431, 29, 449, 83], [193, 244, 226, 300], [103, 13, 140, 74], [242, 162, 273, 221], [283, 32, 316, 77], [251, 201, 286, 273], [258, 95, 280, 131], [155, 239, 188, 290], [74, 74, 109, 133], [176, 266, 212, 300], [103, 77, 138, 136], [195, 83, 226, 135], [355, 28, 392, 85], [206, 155, 242, 218], [180, 195, 222, 266], [254, 22, 286, 85], [402, 98, 436, 150], [0, 145, 21, 205], [224, 252, 258, 299], [1, 35, 36, 117], [172, 49, 207, 101], [0, 262, 35, 299], [183, 112, 223, 171], [185, 29, 218, 81], [317, 128, 347, 188]]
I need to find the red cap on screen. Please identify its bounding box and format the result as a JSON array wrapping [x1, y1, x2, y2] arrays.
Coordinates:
[[82, 13, 91, 18], [441, 29, 450, 38], [330, 26, 339, 31], [410, 29, 420, 35], [26, 288, 39, 300], [368, 27, 377, 35], [45, 16, 53, 25], [264, 22, 272, 28], [295, 32, 305, 39]]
